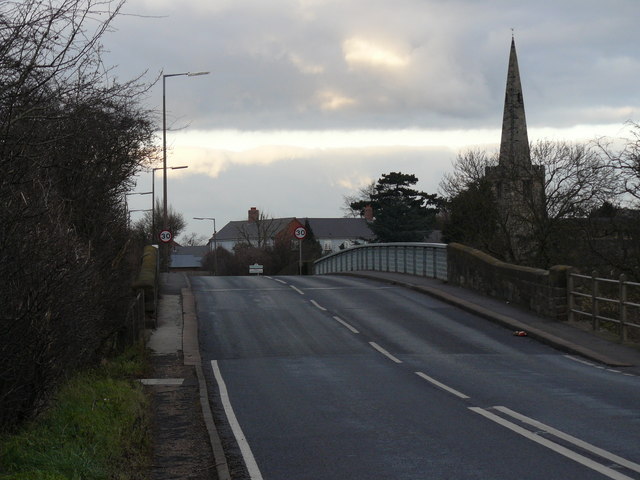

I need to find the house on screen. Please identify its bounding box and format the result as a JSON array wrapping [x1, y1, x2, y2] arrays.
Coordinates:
[[208, 207, 376, 254]]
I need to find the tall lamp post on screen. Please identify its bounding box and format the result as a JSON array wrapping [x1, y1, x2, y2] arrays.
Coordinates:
[[124, 191, 152, 227], [128, 208, 153, 229], [152, 165, 188, 242], [162, 70, 209, 271], [193, 217, 217, 275]]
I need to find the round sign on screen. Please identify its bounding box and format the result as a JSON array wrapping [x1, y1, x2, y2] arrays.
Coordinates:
[[294, 226, 307, 240], [159, 229, 172, 243]]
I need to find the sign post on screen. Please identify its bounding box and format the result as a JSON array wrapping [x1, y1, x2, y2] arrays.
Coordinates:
[[294, 226, 307, 275]]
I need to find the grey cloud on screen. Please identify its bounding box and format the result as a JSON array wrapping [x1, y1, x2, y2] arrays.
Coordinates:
[[104, 0, 640, 132]]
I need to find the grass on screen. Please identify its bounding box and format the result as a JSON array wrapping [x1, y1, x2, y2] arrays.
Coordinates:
[[0, 346, 151, 480]]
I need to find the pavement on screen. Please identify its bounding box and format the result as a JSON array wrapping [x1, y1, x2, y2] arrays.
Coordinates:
[[343, 270, 640, 376], [145, 270, 640, 478]]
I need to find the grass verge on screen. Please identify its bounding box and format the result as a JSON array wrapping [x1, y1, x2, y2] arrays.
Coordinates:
[[0, 346, 151, 480]]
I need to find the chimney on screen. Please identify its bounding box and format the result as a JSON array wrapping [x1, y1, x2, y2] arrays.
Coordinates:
[[248, 207, 259, 223], [364, 205, 374, 221]]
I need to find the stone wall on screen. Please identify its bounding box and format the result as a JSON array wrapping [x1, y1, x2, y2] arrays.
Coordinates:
[[447, 243, 570, 320]]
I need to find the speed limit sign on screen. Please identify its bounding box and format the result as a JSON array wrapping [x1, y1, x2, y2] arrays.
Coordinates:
[[159, 229, 172, 243], [294, 226, 307, 239]]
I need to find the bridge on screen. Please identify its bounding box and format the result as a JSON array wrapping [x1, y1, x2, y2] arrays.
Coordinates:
[[314, 241, 640, 343]]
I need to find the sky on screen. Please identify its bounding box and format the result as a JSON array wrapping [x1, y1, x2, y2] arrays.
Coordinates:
[[106, 0, 640, 242]]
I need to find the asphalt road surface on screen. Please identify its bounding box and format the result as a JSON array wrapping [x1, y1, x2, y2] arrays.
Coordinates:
[[192, 274, 640, 480]]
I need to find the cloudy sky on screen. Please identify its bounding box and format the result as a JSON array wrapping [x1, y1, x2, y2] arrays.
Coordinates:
[[107, 0, 640, 242]]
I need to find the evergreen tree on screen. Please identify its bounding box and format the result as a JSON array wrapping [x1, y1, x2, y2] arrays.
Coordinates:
[[351, 172, 442, 242]]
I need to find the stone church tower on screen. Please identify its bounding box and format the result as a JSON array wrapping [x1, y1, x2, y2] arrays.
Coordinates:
[[485, 37, 545, 262]]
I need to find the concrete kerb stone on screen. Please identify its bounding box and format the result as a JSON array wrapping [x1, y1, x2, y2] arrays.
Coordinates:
[[181, 278, 232, 480]]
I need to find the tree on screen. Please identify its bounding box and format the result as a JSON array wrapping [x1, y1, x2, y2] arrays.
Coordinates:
[[352, 172, 442, 242], [236, 210, 281, 248], [439, 148, 498, 199], [442, 178, 502, 253], [441, 140, 620, 267], [133, 198, 186, 244], [593, 121, 640, 203], [342, 181, 376, 217], [0, 0, 156, 429], [180, 232, 208, 246]]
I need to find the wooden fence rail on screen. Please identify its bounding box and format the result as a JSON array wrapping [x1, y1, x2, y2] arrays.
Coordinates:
[[568, 272, 640, 342]]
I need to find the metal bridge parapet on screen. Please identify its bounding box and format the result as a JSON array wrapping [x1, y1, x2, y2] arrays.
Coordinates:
[[313, 243, 447, 281]]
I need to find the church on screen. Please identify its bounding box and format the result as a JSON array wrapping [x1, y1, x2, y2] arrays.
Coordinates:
[[485, 37, 546, 262]]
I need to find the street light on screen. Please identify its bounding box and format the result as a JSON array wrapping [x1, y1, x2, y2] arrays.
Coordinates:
[[124, 191, 152, 226], [162, 70, 209, 271], [152, 165, 188, 242], [128, 208, 153, 228], [193, 217, 217, 275]]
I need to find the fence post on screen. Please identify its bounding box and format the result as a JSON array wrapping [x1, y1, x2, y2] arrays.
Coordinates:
[[432, 247, 437, 279], [619, 274, 628, 342], [591, 270, 599, 331], [567, 272, 575, 323]]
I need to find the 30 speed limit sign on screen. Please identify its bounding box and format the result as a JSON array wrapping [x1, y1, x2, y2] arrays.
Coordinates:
[[294, 226, 307, 239], [159, 229, 172, 243]]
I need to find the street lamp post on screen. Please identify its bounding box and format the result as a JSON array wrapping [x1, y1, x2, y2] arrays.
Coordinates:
[[152, 165, 188, 243], [128, 208, 153, 228], [124, 191, 152, 227], [162, 70, 209, 271], [193, 217, 217, 275]]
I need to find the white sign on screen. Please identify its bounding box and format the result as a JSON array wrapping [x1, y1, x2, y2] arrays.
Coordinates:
[[249, 263, 264, 274], [159, 229, 172, 243], [294, 226, 307, 240]]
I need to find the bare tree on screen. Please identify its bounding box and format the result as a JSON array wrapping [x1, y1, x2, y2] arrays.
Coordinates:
[[180, 232, 208, 246], [439, 148, 498, 199], [593, 121, 640, 204], [342, 182, 376, 217], [0, 0, 156, 429], [236, 211, 282, 248], [441, 140, 619, 267]]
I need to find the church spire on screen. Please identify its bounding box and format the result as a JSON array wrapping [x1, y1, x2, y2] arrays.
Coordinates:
[[498, 37, 531, 169]]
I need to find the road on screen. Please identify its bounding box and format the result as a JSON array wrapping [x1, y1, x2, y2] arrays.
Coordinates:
[[191, 274, 640, 480]]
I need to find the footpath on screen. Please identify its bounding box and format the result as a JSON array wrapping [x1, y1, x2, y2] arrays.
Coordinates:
[[143, 273, 227, 480], [345, 270, 640, 375], [144, 271, 640, 478]]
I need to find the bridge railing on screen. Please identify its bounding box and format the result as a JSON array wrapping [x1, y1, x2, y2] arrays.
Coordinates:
[[313, 243, 447, 280], [568, 271, 640, 342]]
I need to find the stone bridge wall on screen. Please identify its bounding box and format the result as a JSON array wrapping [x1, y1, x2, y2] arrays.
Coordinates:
[[447, 243, 570, 320]]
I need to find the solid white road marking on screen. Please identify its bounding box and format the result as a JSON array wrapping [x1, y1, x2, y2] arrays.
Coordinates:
[[211, 361, 264, 480], [469, 407, 635, 480], [310, 300, 327, 311], [290, 285, 304, 295], [415, 372, 470, 399], [332, 316, 360, 334], [495, 406, 640, 474], [369, 342, 403, 363]]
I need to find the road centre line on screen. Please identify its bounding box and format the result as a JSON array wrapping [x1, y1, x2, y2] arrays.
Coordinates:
[[369, 342, 403, 363], [290, 285, 304, 295], [310, 300, 327, 311], [414, 372, 470, 399], [211, 361, 264, 480], [332, 316, 360, 334], [494, 406, 640, 474], [469, 407, 635, 480]]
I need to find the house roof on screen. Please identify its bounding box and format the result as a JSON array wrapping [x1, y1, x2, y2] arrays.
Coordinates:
[[214, 218, 295, 242], [304, 218, 375, 240], [212, 216, 375, 243]]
